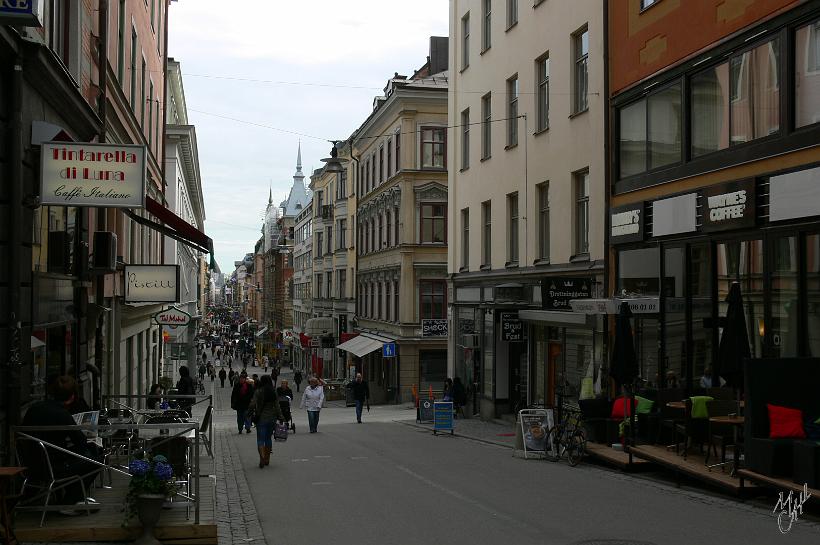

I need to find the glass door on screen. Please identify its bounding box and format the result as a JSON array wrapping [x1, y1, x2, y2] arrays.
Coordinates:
[[716, 239, 764, 360]]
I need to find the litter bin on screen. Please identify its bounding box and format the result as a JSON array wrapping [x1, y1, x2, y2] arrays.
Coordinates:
[[345, 383, 355, 407]]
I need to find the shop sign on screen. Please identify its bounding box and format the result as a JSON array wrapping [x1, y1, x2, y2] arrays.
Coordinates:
[[542, 277, 592, 311], [153, 307, 191, 328], [702, 179, 756, 232], [500, 312, 523, 342], [569, 297, 660, 315], [769, 166, 820, 222], [652, 193, 697, 237], [422, 319, 448, 337], [0, 0, 43, 26], [124, 265, 180, 303], [40, 141, 146, 208], [610, 203, 644, 244]]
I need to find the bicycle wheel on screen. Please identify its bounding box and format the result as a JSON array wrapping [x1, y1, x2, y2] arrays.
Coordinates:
[[566, 431, 586, 467], [546, 426, 562, 462]]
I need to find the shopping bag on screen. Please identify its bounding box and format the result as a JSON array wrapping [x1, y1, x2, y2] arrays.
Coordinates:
[[273, 421, 289, 442]]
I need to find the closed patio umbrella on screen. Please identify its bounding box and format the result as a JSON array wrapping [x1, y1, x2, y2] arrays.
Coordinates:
[[610, 301, 638, 452], [716, 282, 751, 391]]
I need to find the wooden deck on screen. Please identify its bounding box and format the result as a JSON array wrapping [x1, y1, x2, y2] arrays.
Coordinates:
[[629, 444, 759, 496], [737, 469, 820, 503], [585, 442, 653, 471], [14, 465, 217, 543]]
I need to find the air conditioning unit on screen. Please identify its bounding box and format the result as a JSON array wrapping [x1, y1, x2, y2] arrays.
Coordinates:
[[91, 231, 117, 272], [47, 231, 71, 274]]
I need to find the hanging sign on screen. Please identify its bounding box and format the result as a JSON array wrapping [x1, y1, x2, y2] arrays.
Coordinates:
[[500, 312, 523, 342], [542, 277, 592, 311], [422, 319, 448, 337], [124, 265, 180, 303], [701, 179, 756, 232], [153, 307, 191, 328], [40, 141, 146, 208]]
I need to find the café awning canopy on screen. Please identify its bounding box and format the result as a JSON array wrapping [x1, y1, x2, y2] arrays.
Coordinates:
[[336, 335, 383, 358], [125, 195, 213, 255]]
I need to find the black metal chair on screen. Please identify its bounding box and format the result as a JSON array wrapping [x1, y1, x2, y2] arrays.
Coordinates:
[[674, 398, 710, 460], [705, 399, 740, 468]]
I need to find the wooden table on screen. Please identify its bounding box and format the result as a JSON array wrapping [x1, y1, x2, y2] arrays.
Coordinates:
[[0, 467, 25, 545], [708, 415, 745, 475], [666, 401, 686, 410]]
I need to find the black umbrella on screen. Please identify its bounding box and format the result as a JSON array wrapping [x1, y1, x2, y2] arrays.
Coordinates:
[[716, 282, 751, 390], [610, 301, 638, 386]]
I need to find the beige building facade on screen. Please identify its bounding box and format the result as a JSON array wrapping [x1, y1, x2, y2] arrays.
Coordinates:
[[447, 0, 607, 418]]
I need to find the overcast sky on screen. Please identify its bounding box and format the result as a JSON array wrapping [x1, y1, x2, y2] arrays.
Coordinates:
[[167, 0, 448, 273]]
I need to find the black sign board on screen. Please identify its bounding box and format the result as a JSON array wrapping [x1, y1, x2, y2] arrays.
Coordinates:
[[542, 277, 592, 311], [610, 203, 644, 244], [418, 399, 435, 423], [701, 179, 756, 232], [338, 314, 347, 337], [422, 319, 448, 337], [500, 312, 523, 342]]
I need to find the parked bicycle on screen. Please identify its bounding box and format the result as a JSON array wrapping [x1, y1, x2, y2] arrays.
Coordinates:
[[546, 404, 586, 466]]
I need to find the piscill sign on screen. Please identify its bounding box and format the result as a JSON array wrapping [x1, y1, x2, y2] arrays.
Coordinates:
[[40, 142, 146, 208], [124, 265, 180, 303]]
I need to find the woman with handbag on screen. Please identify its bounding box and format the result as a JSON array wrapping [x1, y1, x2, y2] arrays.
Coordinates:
[[248, 374, 284, 468]]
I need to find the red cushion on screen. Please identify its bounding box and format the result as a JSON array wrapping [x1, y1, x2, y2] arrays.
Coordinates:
[[611, 397, 638, 419], [767, 403, 806, 439]]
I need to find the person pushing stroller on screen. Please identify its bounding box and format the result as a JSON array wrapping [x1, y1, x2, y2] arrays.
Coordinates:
[[276, 380, 295, 433]]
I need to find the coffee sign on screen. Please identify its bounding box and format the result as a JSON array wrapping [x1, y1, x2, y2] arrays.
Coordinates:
[[701, 179, 756, 232], [154, 307, 191, 328], [124, 265, 180, 303], [40, 142, 146, 208], [422, 319, 448, 337], [542, 277, 592, 311], [610, 203, 644, 244]]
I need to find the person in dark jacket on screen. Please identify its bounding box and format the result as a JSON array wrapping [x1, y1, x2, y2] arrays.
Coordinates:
[[231, 374, 254, 434], [21, 376, 103, 508], [248, 374, 284, 468], [218, 368, 227, 388], [348, 373, 370, 423], [293, 370, 303, 392], [175, 366, 196, 417]]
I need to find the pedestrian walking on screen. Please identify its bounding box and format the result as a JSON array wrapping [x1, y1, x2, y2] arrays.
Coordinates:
[[293, 370, 303, 392], [219, 367, 227, 388], [231, 373, 254, 434], [299, 376, 325, 433], [347, 373, 370, 423], [228, 368, 235, 386], [248, 374, 284, 468], [175, 366, 196, 417], [198, 363, 207, 382]]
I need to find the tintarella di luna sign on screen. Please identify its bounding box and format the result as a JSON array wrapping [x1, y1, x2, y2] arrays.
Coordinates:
[[40, 141, 147, 208]]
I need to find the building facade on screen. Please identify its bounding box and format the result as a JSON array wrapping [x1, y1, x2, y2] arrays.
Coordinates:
[[447, 0, 607, 418], [292, 202, 313, 373], [349, 42, 449, 404], [607, 0, 820, 392]]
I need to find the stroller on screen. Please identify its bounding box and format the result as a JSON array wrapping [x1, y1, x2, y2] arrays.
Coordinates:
[[279, 394, 296, 433]]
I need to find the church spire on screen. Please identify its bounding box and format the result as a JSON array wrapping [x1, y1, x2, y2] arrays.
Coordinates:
[[296, 140, 302, 174], [268, 186, 272, 205]]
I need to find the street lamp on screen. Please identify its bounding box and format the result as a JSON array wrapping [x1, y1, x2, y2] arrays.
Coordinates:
[[320, 141, 347, 173]]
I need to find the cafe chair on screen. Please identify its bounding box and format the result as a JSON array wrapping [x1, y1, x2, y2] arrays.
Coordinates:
[[674, 398, 709, 460], [14, 438, 92, 527], [195, 406, 213, 458], [705, 400, 739, 468]]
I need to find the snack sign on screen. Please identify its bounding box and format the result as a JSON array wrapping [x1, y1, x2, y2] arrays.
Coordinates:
[[154, 307, 192, 328]]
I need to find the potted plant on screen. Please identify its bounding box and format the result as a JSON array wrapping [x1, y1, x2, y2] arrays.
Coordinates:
[[123, 454, 177, 544]]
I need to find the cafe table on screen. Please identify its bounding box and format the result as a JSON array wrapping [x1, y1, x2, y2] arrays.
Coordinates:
[[0, 466, 25, 545], [707, 415, 744, 476]]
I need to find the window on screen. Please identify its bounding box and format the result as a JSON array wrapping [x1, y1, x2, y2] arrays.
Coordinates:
[[338, 269, 346, 299], [117, 1, 126, 82], [386, 139, 392, 178], [619, 83, 681, 178], [338, 171, 347, 199], [482, 0, 491, 51], [130, 27, 137, 108], [481, 93, 492, 159], [640, 0, 658, 9], [394, 206, 400, 245], [506, 0, 517, 28], [538, 182, 550, 261], [47, 0, 69, 64], [379, 146, 384, 183], [574, 170, 590, 255], [148, 80, 154, 147], [365, 158, 371, 193], [421, 203, 446, 244], [395, 130, 401, 172], [691, 38, 780, 157], [462, 13, 470, 70], [573, 27, 589, 113], [339, 219, 347, 249], [371, 155, 376, 189], [378, 215, 383, 249], [461, 108, 470, 169], [386, 282, 392, 321], [619, 99, 646, 178], [326, 271, 333, 299], [507, 193, 519, 264], [359, 164, 365, 195], [420, 281, 447, 320], [507, 76, 519, 147], [421, 127, 446, 168], [316, 273, 323, 299], [316, 232, 323, 256], [536, 55, 550, 131], [795, 20, 820, 127], [461, 208, 470, 269], [394, 279, 400, 322], [482, 201, 492, 266]]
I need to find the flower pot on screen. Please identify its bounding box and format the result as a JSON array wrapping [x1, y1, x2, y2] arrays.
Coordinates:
[[134, 493, 165, 545]]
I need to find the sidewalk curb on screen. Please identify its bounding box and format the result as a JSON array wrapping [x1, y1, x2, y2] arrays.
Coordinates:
[[394, 419, 515, 450]]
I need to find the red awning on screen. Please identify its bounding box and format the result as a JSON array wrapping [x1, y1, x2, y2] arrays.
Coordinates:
[[145, 196, 212, 252], [300, 333, 311, 348]]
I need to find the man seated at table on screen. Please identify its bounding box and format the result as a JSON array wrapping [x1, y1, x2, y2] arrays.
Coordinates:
[[21, 375, 103, 511]]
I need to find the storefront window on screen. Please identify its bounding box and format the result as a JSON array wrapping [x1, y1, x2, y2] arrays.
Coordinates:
[[420, 350, 447, 391], [807, 234, 820, 356], [771, 235, 799, 357], [482, 309, 494, 399], [717, 239, 764, 358], [690, 243, 714, 385], [795, 20, 820, 128], [663, 247, 686, 388], [456, 307, 478, 389], [617, 247, 660, 294]]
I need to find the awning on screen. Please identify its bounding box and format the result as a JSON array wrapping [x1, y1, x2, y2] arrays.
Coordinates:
[[255, 326, 268, 338], [336, 335, 384, 358], [519, 310, 595, 327], [124, 196, 213, 256], [30, 336, 45, 350]]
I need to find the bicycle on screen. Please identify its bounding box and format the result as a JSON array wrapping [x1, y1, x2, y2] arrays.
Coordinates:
[[196, 378, 206, 395], [546, 404, 586, 466]]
